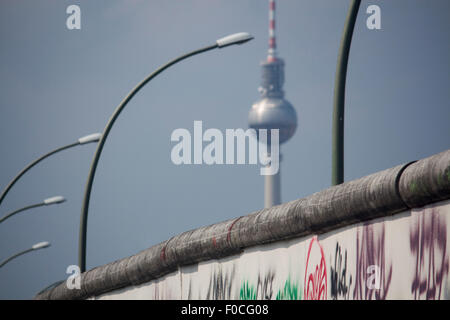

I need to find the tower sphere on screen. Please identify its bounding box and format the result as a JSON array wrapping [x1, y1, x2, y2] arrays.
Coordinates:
[[249, 96, 297, 144], [249, 57, 297, 145]]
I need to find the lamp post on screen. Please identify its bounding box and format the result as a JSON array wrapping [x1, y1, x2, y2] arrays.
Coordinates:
[[78, 32, 254, 272], [0, 133, 102, 206], [332, 0, 361, 186], [0, 196, 65, 224], [0, 241, 50, 268]]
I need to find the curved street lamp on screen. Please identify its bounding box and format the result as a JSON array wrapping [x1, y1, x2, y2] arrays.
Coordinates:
[[0, 196, 66, 224], [78, 32, 254, 272], [332, 0, 361, 186], [0, 241, 50, 268], [0, 133, 102, 207]]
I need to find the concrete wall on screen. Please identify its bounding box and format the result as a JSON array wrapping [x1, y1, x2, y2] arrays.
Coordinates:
[[94, 200, 450, 300], [35, 149, 450, 300]]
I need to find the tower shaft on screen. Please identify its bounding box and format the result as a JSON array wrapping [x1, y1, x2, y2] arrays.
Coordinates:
[[264, 160, 281, 208], [265, 0, 281, 208]]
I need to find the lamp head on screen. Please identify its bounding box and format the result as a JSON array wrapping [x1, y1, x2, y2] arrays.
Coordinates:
[[78, 133, 102, 145], [32, 241, 51, 250], [44, 196, 66, 205], [216, 32, 254, 48]]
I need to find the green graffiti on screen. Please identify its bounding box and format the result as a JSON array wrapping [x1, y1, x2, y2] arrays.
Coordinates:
[[239, 277, 302, 300], [240, 281, 257, 300], [276, 277, 302, 300]]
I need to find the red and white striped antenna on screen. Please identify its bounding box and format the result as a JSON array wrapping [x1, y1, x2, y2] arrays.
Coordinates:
[[268, 0, 277, 62]]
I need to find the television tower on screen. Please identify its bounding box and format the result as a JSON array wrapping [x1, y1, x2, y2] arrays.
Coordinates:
[[248, 0, 297, 208]]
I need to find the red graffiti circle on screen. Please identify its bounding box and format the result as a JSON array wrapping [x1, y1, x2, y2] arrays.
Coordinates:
[[304, 236, 327, 300]]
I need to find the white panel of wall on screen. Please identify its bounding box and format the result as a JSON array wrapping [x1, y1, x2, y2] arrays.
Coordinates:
[[95, 200, 450, 300]]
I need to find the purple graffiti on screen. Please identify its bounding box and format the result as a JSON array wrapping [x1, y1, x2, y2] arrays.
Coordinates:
[[410, 207, 449, 300], [353, 223, 392, 300]]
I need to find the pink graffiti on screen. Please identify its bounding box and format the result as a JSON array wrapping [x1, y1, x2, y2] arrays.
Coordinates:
[[304, 236, 327, 300]]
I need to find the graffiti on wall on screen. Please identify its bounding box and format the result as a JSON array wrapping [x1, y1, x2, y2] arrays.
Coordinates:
[[275, 277, 302, 300], [205, 265, 235, 300], [410, 207, 449, 300], [240, 270, 275, 300], [353, 223, 392, 300], [304, 236, 327, 300], [240, 273, 302, 300], [330, 243, 352, 300]]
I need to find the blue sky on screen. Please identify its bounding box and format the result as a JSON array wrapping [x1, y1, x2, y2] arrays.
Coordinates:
[[0, 0, 449, 299]]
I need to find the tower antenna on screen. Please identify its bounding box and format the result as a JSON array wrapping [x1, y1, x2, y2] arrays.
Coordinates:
[[268, 0, 277, 61]]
